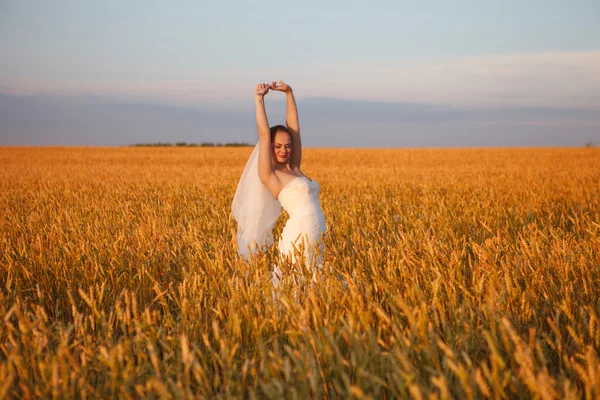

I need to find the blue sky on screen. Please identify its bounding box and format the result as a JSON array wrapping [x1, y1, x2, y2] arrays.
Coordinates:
[[1, 1, 599, 146]]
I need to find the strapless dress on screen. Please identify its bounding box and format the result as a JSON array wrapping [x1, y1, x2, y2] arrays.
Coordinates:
[[272, 176, 327, 286]]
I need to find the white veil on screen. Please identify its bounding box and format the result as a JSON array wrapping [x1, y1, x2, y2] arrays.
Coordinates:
[[231, 143, 281, 259]]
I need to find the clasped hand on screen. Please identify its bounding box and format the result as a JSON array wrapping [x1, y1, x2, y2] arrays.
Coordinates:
[[255, 80, 291, 96]]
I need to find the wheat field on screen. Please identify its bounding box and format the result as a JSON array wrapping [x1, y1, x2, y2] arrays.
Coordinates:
[[0, 146, 599, 399]]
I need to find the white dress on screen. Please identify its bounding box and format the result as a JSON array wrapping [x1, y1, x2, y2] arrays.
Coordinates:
[[272, 176, 327, 287]]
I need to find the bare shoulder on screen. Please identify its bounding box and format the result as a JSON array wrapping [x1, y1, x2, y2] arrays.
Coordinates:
[[274, 169, 298, 187], [277, 168, 306, 186], [290, 165, 304, 175]]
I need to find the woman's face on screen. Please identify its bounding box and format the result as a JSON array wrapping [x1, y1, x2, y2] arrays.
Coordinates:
[[272, 132, 291, 164]]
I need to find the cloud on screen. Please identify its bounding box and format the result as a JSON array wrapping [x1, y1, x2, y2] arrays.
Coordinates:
[[2, 50, 599, 109], [296, 51, 600, 108], [1, 93, 599, 147], [0, 78, 248, 109]]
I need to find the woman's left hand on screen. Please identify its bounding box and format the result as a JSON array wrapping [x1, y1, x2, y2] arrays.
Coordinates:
[[270, 80, 292, 93]]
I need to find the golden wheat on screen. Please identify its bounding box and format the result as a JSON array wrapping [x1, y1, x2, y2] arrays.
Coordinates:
[[0, 146, 599, 399]]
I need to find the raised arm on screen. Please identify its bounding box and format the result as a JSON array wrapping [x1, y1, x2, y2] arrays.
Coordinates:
[[255, 83, 280, 195], [271, 80, 302, 168]]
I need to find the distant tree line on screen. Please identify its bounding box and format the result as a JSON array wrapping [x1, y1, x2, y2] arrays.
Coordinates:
[[131, 142, 252, 147]]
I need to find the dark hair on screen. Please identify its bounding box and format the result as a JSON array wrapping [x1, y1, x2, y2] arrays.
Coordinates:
[[270, 125, 291, 142]]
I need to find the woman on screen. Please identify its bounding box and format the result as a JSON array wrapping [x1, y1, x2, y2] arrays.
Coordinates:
[[231, 81, 327, 287]]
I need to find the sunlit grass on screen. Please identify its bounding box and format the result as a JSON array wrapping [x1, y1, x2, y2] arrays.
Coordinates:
[[1, 146, 599, 398]]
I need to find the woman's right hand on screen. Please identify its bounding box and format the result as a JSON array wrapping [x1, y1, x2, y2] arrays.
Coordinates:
[[255, 83, 271, 97]]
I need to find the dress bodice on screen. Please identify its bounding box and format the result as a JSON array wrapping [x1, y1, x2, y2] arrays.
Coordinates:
[[277, 176, 323, 217]]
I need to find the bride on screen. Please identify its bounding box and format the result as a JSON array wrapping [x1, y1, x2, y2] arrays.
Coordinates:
[[231, 81, 327, 287]]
